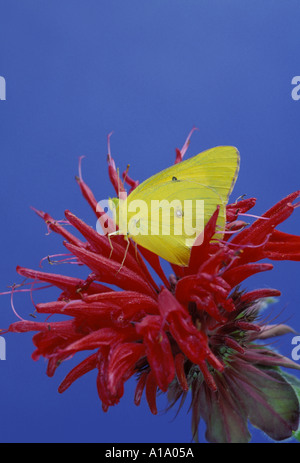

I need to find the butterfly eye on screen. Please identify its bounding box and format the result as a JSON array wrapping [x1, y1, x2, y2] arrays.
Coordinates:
[[172, 176, 178, 181]]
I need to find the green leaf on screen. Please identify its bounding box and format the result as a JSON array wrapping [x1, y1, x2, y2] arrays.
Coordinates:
[[292, 429, 300, 442], [227, 364, 300, 441], [280, 371, 300, 442]]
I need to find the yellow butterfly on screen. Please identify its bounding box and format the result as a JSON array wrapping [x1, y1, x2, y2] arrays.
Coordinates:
[[109, 146, 240, 267]]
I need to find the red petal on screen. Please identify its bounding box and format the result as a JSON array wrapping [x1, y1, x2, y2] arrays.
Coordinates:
[[16, 266, 110, 296], [175, 353, 188, 391], [188, 207, 221, 274], [223, 263, 273, 287], [231, 191, 300, 247], [174, 127, 198, 164], [136, 316, 175, 391], [65, 211, 158, 290], [158, 289, 210, 365], [134, 371, 148, 406], [240, 288, 281, 304], [58, 353, 98, 393], [64, 242, 156, 297], [145, 370, 158, 415], [63, 326, 138, 354], [226, 197, 257, 222], [32, 208, 85, 248], [107, 342, 146, 396]]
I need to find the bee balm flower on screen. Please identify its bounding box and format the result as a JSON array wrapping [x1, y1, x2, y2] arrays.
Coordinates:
[[2, 133, 300, 443]]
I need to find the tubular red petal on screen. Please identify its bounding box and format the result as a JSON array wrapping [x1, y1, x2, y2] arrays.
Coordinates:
[[223, 263, 273, 287], [235, 321, 261, 332], [198, 361, 217, 392], [263, 230, 300, 260], [231, 192, 300, 247], [158, 289, 211, 365], [206, 351, 225, 372], [9, 320, 75, 334], [65, 211, 160, 291], [145, 370, 158, 415], [83, 290, 157, 306], [175, 275, 197, 304], [224, 337, 245, 354], [76, 165, 116, 235], [76, 175, 102, 219], [175, 353, 189, 391], [96, 346, 119, 407], [36, 300, 122, 321], [240, 289, 281, 304], [122, 171, 139, 193], [158, 287, 187, 318], [48, 221, 85, 248], [174, 127, 199, 164], [64, 242, 156, 297], [264, 251, 300, 261], [134, 371, 148, 406], [16, 266, 111, 296], [268, 229, 300, 244], [63, 326, 139, 354], [191, 294, 227, 323], [136, 316, 175, 391], [65, 211, 142, 271], [32, 208, 86, 247], [226, 198, 257, 222], [188, 207, 220, 274], [58, 353, 98, 393], [262, 191, 300, 218], [108, 343, 146, 396], [107, 151, 126, 195]]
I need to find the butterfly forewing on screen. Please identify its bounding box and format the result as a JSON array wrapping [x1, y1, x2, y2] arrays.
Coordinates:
[[112, 146, 240, 266]]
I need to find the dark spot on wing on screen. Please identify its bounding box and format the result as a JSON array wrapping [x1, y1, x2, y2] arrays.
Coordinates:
[[172, 176, 178, 181]]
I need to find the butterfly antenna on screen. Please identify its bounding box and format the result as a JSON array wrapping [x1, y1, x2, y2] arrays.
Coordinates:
[[117, 167, 120, 198]]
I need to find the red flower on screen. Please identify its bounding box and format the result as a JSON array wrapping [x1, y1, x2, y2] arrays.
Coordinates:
[[2, 133, 300, 443]]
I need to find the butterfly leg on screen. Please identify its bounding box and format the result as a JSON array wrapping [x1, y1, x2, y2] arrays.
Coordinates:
[[115, 235, 130, 275], [107, 230, 120, 259]]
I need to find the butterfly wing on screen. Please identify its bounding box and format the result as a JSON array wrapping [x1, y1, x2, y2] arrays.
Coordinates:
[[126, 179, 226, 266], [130, 146, 240, 203], [113, 146, 240, 266]]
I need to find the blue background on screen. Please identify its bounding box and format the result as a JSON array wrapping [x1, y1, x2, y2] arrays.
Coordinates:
[[0, 0, 300, 443]]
